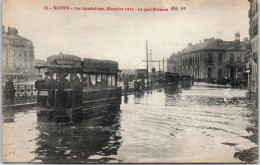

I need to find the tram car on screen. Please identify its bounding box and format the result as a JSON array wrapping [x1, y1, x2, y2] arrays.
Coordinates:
[[35, 53, 122, 124], [181, 75, 194, 89], [164, 72, 182, 92]]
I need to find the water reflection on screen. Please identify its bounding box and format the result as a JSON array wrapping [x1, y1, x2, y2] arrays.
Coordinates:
[[2, 86, 258, 163], [32, 110, 122, 163], [133, 92, 145, 104]]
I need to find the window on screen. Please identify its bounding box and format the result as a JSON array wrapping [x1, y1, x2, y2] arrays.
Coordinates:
[[208, 68, 212, 78], [208, 53, 213, 64], [218, 53, 223, 64], [19, 59, 22, 67], [12, 49, 15, 56], [237, 54, 241, 62], [111, 75, 116, 86], [244, 54, 248, 63], [90, 74, 96, 86], [24, 50, 26, 57], [230, 54, 234, 63], [218, 68, 223, 79], [107, 75, 112, 86], [96, 74, 102, 85]]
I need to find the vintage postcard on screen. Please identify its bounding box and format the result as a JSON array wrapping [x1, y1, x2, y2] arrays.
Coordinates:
[[1, 0, 258, 163]]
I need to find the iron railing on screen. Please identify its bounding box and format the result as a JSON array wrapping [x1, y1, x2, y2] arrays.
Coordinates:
[[2, 85, 37, 105]]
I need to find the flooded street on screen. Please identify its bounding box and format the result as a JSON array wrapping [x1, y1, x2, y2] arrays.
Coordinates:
[[2, 85, 258, 163]]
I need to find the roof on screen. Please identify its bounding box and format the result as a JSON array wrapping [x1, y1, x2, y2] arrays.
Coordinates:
[[2, 33, 33, 43], [83, 58, 119, 74], [176, 39, 248, 55], [36, 54, 119, 74], [47, 54, 82, 66]]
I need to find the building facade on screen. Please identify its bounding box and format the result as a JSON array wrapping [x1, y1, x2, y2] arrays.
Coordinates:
[[248, 0, 258, 93], [2, 26, 35, 82], [167, 33, 249, 83]]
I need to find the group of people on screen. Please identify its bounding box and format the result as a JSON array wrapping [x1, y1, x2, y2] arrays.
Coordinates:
[[35, 72, 83, 107], [133, 80, 145, 92], [123, 79, 146, 93]]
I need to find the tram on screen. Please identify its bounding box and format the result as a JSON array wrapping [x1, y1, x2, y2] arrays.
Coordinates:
[[164, 72, 194, 92], [181, 75, 194, 89], [35, 54, 122, 124], [164, 72, 182, 92]]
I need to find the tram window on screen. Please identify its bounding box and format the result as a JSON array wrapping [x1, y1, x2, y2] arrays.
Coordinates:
[[77, 73, 81, 80], [111, 75, 116, 87], [107, 75, 112, 86], [90, 74, 96, 86], [83, 74, 90, 87], [101, 74, 107, 87], [97, 74, 101, 82]]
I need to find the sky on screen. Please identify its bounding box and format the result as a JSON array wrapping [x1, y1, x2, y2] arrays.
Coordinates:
[[2, 0, 250, 70]]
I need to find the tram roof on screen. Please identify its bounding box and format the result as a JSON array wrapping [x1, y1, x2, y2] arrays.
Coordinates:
[[35, 54, 119, 74], [82, 58, 119, 74]]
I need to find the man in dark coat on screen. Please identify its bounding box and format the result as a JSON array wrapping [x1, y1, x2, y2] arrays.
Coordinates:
[[124, 80, 129, 94], [4, 78, 15, 105], [35, 75, 45, 106], [57, 74, 70, 107], [44, 74, 58, 107], [70, 73, 82, 106]]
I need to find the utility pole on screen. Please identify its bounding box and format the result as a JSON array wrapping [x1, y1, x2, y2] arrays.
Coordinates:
[[146, 40, 149, 82], [163, 57, 165, 72]]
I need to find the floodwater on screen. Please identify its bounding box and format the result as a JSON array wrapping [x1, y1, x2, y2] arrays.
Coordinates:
[[2, 85, 258, 163]]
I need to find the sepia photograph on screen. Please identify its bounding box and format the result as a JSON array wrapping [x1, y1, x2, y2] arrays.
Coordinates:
[[1, 0, 259, 163]]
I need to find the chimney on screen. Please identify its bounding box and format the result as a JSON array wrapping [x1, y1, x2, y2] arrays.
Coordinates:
[[14, 28, 18, 35], [7, 27, 11, 34], [188, 43, 192, 47], [11, 28, 18, 35]]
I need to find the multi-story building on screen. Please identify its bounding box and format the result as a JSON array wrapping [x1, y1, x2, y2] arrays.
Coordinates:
[[248, 0, 258, 93], [2, 25, 35, 82], [167, 33, 250, 82]]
